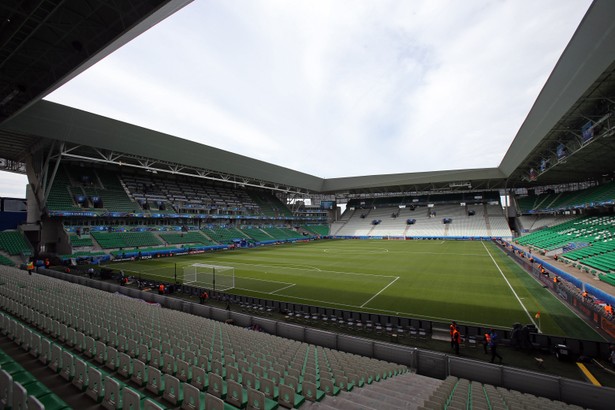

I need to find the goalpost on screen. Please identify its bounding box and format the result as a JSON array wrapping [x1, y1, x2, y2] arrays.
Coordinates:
[[182, 263, 235, 291]]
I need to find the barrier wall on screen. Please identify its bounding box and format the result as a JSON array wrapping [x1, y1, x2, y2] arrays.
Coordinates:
[[36, 267, 615, 409]]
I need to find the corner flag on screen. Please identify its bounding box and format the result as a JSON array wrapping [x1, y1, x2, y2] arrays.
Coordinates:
[[535, 311, 541, 319]]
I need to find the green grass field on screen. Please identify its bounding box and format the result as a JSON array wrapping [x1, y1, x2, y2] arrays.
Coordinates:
[[104, 239, 604, 341]]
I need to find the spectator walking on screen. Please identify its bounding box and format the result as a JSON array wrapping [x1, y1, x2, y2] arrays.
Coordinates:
[[489, 329, 503, 364]]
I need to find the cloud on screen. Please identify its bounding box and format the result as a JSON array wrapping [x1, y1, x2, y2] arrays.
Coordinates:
[[0, 173, 28, 198], [44, 0, 592, 180]]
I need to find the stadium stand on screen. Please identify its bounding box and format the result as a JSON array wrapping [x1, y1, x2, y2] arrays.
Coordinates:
[[159, 231, 217, 246], [241, 226, 275, 242], [0, 231, 32, 256], [0, 265, 606, 409], [302, 224, 330, 236], [91, 231, 163, 249], [68, 234, 93, 248], [516, 216, 615, 251], [0, 266, 412, 410], [334, 202, 511, 239], [249, 191, 294, 218], [204, 226, 251, 245], [516, 182, 615, 214], [517, 215, 578, 233], [0, 254, 15, 266]]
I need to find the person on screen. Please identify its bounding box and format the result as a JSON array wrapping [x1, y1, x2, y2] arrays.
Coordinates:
[[452, 327, 461, 355], [199, 290, 209, 304], [489, 329, 503, 364], [553, 276, 559, 285], [610, 345, 615, 368], [226, 300, 231, 311], [449, 321, 457, 351], [582, 290, 588, 299], [605, 304, 613, 316], [158, 283, 165, 295], [88, 267, 94, 278], [483, 332, 491, 354], [27, 260, 34, 275]]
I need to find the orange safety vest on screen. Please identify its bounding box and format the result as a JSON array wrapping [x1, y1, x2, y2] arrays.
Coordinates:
[[452, 329, 461, 343], [606, 305, 613, 315], [159, 284, 165, 292]]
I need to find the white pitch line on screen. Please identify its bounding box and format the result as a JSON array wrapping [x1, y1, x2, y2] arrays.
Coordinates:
[[269, 283, 296, 295], [220, 261, 398, 278], [482, 241, 541, 332], [240, 276, 294, 285], [360, 276, 400, 308]]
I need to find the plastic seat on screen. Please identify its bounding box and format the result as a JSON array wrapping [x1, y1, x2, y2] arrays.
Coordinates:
[[208, 373, 226, 399], [226, 380, 247, 408], [118, 352, 133, 378], [60, 350, 74, 381], [85, 335, 97, 358], [190, 366, 208, 391], [106, 346, 119, 371], [302, 381, 325, 402], [86, 366, 105, 402], [72, 357, 89, 391], [181, 382, 204, 410], [123, 385, 146, 410], [39, 338, 51, 365], [12, 381, 27, 410], [259, 377, 278, 400], [96, 341, 107, 364], [176, 359, 191, 383], [163, 353, 176, 375], [131, 359, 149, 387], [163, 374, 183, 406], [29, 332, 41, 358], [0, 369, 13, 409], [278, 384, 304, 409], [146, 367, 165, 395], [102, 377, 123, 410], [49, 343, 63, 373], [205, 393, 225, 410]]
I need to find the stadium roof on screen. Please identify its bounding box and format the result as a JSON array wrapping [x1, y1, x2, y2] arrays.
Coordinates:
[[0, 0, 614, 196]]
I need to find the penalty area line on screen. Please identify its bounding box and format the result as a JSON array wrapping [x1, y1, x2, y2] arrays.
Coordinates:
[[360, 276, 400, 308], [482, 241, 541, 332], [269, 283, 296, 295]]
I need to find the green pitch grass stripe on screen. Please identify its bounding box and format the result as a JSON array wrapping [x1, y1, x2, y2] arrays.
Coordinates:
[[482, 241, 540, 331]]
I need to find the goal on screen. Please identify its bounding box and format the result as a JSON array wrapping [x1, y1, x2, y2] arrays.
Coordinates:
[[182, 263, 235, 291]]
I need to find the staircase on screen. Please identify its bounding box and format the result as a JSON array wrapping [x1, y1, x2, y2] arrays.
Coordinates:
[[307, 372, 441, 410]]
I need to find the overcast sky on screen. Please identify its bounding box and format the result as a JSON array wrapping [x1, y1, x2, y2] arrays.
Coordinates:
[[1, 0, 593, 198]]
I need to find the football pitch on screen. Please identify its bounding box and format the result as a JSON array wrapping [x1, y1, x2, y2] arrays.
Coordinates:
[[104, 239, 604, 341]]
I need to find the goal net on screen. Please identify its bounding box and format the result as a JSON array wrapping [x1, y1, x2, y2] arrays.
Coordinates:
[[182, 263, 235, 291]]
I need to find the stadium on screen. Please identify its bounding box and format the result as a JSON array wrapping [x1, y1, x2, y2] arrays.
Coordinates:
[[0, 0, 614, 409]]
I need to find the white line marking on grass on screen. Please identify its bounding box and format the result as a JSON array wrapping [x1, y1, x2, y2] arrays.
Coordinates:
[[269, 283, 296, 295], [221, 261, 398, 279], [323, 248, 389, 254], [240, 276, 294, 285], [360, 276, 400, 308], [482, 241, 541, 332]]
